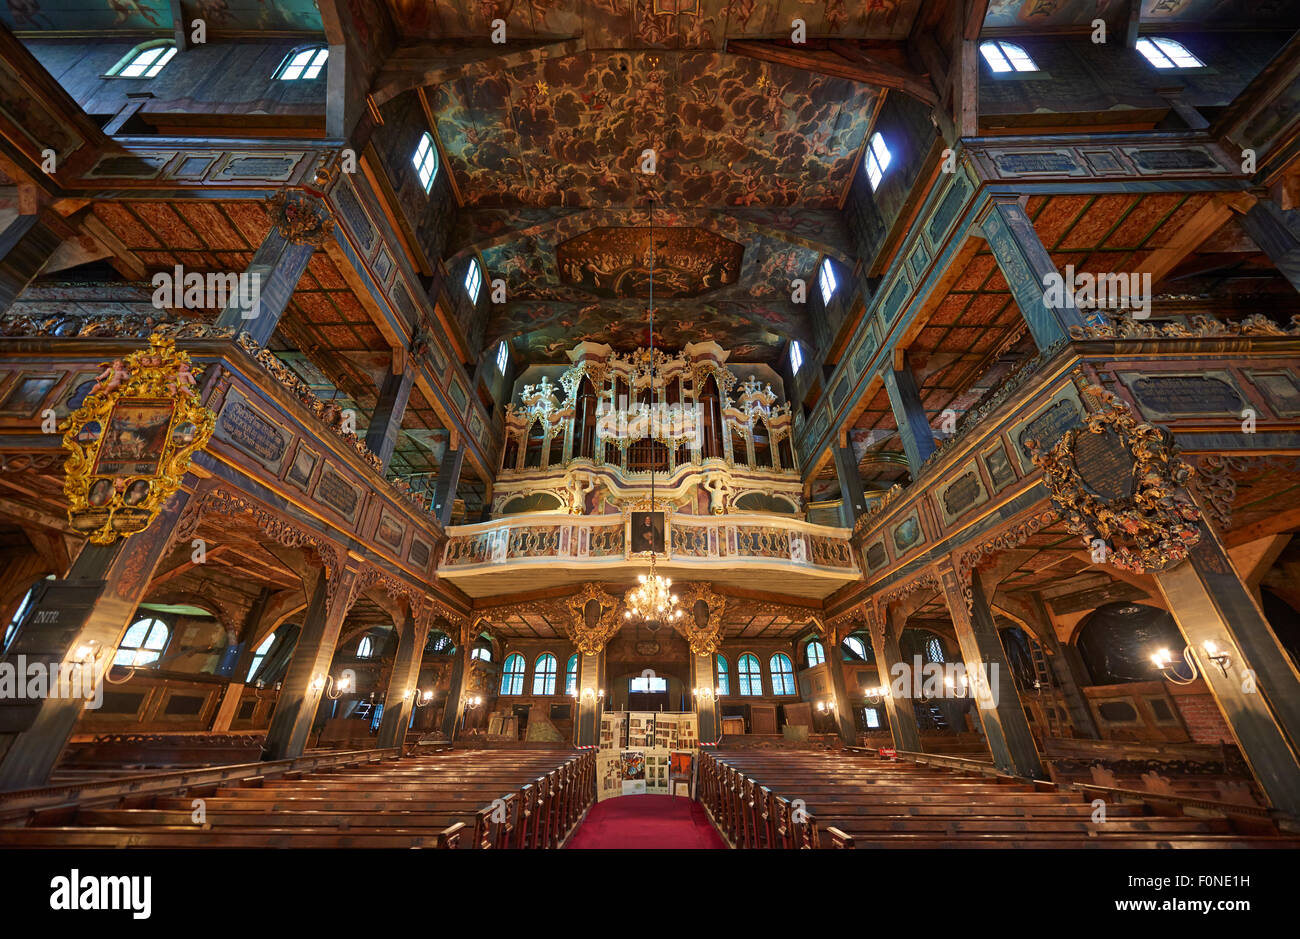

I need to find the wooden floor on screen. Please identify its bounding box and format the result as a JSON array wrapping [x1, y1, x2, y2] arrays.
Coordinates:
[[0, 748, 593, 849], [703, 749, 1300, 849]]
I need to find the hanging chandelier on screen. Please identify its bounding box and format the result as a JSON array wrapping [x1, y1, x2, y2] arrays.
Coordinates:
[[624, 181, 681, 629], [624, 554, 682, 624]]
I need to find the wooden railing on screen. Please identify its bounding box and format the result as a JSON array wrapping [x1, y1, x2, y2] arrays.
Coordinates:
[[695, 750, 818, 849]]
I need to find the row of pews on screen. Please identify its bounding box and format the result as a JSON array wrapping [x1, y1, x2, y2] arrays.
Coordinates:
[[0, 748, 594, 849], [700, 749, 1300, 848]]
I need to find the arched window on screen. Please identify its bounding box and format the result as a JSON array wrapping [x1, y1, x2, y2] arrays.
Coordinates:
[[924, 636, 944, 664], [716, 654, 730, 695], [471, 646, 492, 662], [276, 46, 328, 80], [769, 654, 796, 695], [246, 633, 276, 682], [819, 257, 837, 303], [566, 654, 579, 695], [3, 575, 51, 649], [532, 653, 558, 695], [464, 257, 483, 302], [500, 653, 525, 694], [425, 630, 455, 654], [114, 617, 169, 667], [865, 132, 892, 190], [110, 42, 177, 78], [738, 653, 763, 696], [356, 636, 375, 658], [412, 132, 440, 192], [979, 40, 1038, 73], [1136, 37, 1204, 70], [805, 640, 825, 667], [843, 635, 868, 661]]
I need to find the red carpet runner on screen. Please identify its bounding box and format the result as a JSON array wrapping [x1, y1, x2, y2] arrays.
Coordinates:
[[565, 795, 727, 849]]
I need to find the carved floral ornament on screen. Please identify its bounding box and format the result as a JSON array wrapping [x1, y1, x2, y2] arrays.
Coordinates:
[[61, 332, 215, 545], [267, 189, 335, 248], [671, 582, 726, 655], [1028, 385, 1201, 574], [563, 583, 623, 655]]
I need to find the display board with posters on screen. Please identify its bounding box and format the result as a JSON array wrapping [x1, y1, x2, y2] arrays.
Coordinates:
[[595, 712, 701, 802]]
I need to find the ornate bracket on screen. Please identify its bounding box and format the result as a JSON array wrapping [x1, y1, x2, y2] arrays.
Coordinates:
[[267, 189, 335, 247], [673, 582, 726, 655], [1028, 385, 1200, 574], [563, 583, 623, 655]]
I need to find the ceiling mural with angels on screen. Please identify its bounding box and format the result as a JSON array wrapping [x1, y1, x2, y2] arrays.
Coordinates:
[[385, 0, 923, 46], [556, 226, 743, 298], [428, 50, 878, 209]]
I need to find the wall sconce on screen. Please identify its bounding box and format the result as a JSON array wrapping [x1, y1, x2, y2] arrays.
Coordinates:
[[404, 688, 436, 708], [861, 685, 887, 705], [1152, 640, 1232, 684], [69, 640, 100, 665], [693, 687, 721, 701], [815, 698, 837, 713], [311, 672, 354, 700], [463, 694, 483, 710]]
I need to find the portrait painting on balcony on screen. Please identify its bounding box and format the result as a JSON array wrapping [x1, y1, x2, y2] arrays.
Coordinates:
[[93, 399, 175, 477], [630, 511, 665, 554]]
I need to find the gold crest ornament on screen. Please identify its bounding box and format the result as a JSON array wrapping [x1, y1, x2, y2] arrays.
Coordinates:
[[61, 331, 215, 544], [1028, 385, 1200, 574]]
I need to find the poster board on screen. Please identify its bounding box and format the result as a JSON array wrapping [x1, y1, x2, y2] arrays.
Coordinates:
[[597, 749, 624, 802], [599, 711, 625, 750], [645, 750, 672, 794], [620, 750, 646, 795], [627, 712, 656, 748], [670, 750, 697, 799]]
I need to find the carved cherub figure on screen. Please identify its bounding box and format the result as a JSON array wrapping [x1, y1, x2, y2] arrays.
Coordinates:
[[93, 359, 131, 395]]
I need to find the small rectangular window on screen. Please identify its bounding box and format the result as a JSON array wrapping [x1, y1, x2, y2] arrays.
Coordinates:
[[465, 259, 483, 304], [1136, 37, 1204, 70], [789, 340, 803, 374], [818, 258, 836, 304]]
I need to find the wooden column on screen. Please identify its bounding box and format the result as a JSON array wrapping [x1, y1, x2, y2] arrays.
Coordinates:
[[262, 567, 356, 761], [881, 364, 936, 475], [832, 443, 867, 525], [0, 488, 192, 789], [980, 196, 1087, 351], [214, 191, 330, 345], [377, 603, 431, 750], [1236, 200, 1300, 295], [823, 630, 858, 745], [1152, 520, 1300, 815], [575, 651, 605, 746], [691, 652, 719, 743], [440, 624, 473, 739], [365, 355, 415, 473], [432, 447, 465, 527], [0, 214, 62, 314], [868, 606, 922, 753], [938, 562, 1046, 779]]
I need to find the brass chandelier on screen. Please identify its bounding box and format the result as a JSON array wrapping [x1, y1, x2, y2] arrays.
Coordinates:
[[623, 186, 681, 630]]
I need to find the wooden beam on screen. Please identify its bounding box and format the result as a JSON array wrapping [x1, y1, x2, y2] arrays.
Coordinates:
[[726, 40, 938, 108], [371, 38, 587, 108]]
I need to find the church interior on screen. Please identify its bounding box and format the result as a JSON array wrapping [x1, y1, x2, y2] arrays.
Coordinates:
[[2, 0, 1300, 887]]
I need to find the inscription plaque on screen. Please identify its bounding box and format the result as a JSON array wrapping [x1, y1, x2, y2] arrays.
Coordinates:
[[315, 465, 360, 521], [865, 541, 888, 570], [217, 396, 289, 469], [941, 471, 984, 519], [1129, 375, 1243, 416], [1072, 428, 1134, 501]]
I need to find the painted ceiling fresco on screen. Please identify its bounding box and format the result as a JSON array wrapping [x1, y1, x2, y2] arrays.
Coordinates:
[[386, 0, 923, 45], [429, 50, 878, 208], [0, 0, 322, 32], [556, 226, 743, 298], [983, 0, 1299, 29], [461, 204, 836, 362]]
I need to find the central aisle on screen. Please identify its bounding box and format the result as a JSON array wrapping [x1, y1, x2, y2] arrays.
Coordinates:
[[565, 795, 728, 849]]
